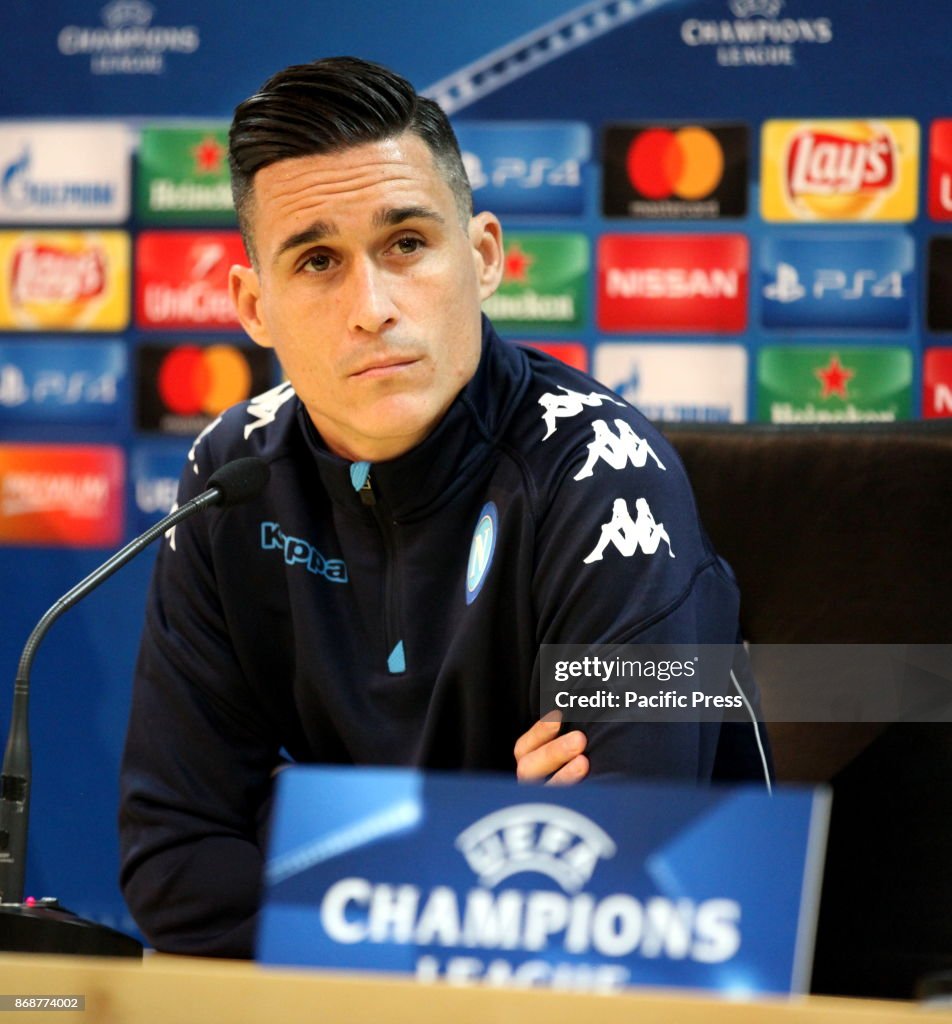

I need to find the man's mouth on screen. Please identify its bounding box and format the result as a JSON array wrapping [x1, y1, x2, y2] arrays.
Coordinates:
[[349, 355, 421, 379]]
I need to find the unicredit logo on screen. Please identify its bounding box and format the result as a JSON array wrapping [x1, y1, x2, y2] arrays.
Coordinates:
[[598, 234, 748, 332], [135, 231, 245, 329], [928, 120, 952, 221]]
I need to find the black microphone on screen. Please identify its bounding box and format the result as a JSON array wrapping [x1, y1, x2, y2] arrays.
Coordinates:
[[0, 456, 269, 956]]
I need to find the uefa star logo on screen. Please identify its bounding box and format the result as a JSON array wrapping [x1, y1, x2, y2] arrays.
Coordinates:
[[728, 0, 784, 17], [101, 0, 155, 28], [455, 804, 617, 893]]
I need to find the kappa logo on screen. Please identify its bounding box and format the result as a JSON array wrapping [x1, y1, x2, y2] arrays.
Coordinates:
[[261, 522, 348, 583], [539, 386, 625, 441], [584, 498, 675, 564], [466, 501, 497, 605], [244, 381, 296, 439], [183, 381, 295, 480], [455, 804, 617, 893], [573, 419, 666, 481]]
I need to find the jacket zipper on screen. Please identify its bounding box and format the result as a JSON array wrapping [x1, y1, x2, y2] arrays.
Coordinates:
[[359, 472, 402, 673]]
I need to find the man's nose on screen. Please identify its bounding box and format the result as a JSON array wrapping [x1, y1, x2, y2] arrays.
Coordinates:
[[346, 257, 398, 335]]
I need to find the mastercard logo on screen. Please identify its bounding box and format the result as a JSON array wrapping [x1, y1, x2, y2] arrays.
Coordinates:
[[157, 344, 253, 416], [626, 127, 725, 201]]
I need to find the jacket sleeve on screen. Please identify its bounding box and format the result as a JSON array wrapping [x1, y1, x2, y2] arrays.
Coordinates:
[[118, 459, 280, 958], [530, 415, 772, 785]]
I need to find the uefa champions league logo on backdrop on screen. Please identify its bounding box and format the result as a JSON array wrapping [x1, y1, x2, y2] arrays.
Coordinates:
[[100, 1, 155, 28], [728, 0, 784, 16], [56, 0, 200, 75]]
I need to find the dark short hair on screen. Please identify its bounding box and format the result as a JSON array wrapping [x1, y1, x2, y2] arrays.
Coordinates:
[[228, 56, 473, 262]]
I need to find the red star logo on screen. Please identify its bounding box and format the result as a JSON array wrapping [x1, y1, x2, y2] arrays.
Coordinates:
[[815, 354, 855, 399], [192, 136, 225, 174], [503, 243, 534, 284]]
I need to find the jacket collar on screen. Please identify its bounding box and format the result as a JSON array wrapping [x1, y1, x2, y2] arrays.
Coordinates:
[[301, 317, 529, 518]]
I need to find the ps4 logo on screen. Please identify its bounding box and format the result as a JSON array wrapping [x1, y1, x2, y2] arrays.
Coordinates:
[[453, 123, 589, 215], [764, 261, 905, 303], [462, 152, 580, 191], [760, 234, 913, 330]]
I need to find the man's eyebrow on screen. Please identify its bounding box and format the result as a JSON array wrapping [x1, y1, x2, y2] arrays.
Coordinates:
[[373, 206, 445, 229], [273, 220, 336, 265], [272, 207, 445, 266]]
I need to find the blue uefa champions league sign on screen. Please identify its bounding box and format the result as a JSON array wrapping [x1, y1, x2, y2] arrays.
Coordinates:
[[258, 767, 829, 995], [760, 232, 914, 331]]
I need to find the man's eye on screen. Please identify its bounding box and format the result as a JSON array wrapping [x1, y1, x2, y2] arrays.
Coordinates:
[[393, 236, 423, 255], [301, 253, 332, 272]]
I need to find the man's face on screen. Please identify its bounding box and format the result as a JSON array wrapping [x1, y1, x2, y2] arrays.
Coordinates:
[[229, 133, 503, 462]]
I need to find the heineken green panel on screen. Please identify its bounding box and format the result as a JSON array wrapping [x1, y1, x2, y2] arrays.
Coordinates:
[[137, 125, 235, 224], [757, 346, 913, 423]]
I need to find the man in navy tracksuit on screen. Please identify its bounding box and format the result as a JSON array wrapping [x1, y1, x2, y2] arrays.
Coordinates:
[[119, 56, 770, 958]]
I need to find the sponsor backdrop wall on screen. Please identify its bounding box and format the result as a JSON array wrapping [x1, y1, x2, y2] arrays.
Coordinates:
[[0, 0, 948, 940]]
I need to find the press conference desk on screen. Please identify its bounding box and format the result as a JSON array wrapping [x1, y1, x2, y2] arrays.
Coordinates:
[[0, 953, 947, 1024]]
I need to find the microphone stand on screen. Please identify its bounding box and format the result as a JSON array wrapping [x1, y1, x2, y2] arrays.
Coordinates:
[[0, 489, 223, 957]]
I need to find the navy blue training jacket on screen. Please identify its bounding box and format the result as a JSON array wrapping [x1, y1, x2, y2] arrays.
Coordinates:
[[119, 319, 770, 958]]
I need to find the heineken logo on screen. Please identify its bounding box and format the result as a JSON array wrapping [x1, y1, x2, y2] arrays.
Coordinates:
[[482, 232, 588, 328], [757, 346, 912, 423], [814, 354, 853, 399], [137, 126, 235, 222]]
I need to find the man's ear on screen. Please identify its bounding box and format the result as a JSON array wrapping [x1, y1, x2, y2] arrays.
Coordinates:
[[229, 264, 274, 349], [469, 212, 504, 301]]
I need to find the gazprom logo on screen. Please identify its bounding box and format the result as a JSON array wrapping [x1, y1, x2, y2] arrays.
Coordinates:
[[465, 501, 497, 605], [455, 804, 617, 893]]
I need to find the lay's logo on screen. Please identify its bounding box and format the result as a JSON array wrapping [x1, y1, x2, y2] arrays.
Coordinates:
[[0, 231, 130, 330], [787, 128, 895, 197], [11, 242, 105, 303], [762, 120, 919, 222]]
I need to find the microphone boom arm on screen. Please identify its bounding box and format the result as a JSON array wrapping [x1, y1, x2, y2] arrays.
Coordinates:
[[0, 485, 222, 904]]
